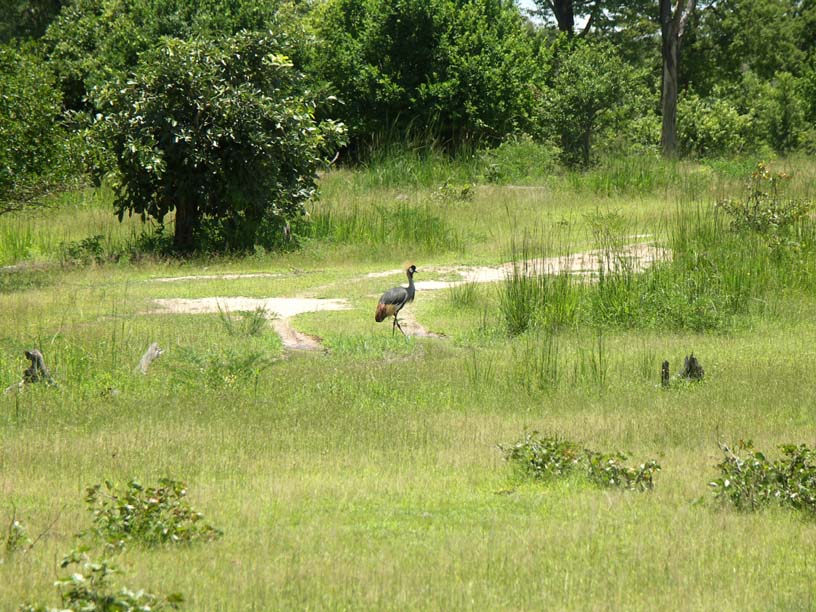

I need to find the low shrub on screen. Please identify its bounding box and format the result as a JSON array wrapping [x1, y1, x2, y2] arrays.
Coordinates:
[[717, 161, 812, 243], [500, 432, 660, 492], [84, 478, 222, 546], [20, 548, 183, 611], [4, 513, 31, 558], [710, 441, 816, 515]]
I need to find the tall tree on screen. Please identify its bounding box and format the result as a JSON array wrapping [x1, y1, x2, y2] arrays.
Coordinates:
[[660, 0, 695, 156]]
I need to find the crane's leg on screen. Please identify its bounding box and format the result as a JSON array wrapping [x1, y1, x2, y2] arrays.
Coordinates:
[[393, 315, 405, 336]]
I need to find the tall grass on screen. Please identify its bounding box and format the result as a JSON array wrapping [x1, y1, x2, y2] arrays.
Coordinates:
[[308, 200, 463, 254], [498, 201, 816, 336]]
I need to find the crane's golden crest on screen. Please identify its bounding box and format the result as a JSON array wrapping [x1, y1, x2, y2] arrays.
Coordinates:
[[403, 261, 415, 272]]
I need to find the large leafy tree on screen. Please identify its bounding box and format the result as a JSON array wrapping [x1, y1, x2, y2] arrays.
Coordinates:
[[89, 32, 345, 251], [308, 0, 538, 152], [683, 0, 810, 95]]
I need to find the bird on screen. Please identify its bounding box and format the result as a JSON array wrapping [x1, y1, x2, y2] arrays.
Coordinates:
[[375, 263, 417, 336]]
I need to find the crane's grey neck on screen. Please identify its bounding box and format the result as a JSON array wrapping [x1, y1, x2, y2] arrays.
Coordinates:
[[406, 269, 415, 300]]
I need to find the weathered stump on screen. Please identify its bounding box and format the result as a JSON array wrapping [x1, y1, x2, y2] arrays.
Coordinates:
[[135, 342, 163, 375], [4, 349, 56, 394], [680, 353, 704, 381], [661, 360, 670, 388]]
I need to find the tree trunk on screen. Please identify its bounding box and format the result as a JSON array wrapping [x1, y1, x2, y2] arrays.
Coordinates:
[[660, 0, 696, 157], [173, 195, 197, 252], [552, 0, 576, 34]]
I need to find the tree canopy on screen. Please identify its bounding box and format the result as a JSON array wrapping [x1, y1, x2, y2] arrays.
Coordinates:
[[0, 0, 814, 251], [89, 32, 344, 251]]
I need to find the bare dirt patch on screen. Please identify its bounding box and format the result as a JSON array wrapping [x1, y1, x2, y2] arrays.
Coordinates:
[[151, 297, 349, 351], [371, 243, 668, 290]]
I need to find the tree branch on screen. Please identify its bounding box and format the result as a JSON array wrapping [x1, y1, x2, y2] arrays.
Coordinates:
[[578, 0, 603, 38], [675, 0, 697, 39]]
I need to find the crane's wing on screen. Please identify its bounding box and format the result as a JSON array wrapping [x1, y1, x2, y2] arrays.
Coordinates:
[[375, 286, 408, 322], [378, 286, 408, 307]]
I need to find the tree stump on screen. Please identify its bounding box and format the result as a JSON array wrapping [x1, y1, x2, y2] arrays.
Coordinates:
[[135, 342, 163, 375], [23, 349, 55, 384], [661, 360, 670, 388], [4, 349, 56, 394], [679, 353, 704, 381]]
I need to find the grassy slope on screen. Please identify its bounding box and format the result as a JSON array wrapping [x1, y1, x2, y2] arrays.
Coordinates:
[[1, 154, 816, 610]]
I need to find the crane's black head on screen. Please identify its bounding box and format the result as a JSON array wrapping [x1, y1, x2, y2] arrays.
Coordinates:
[[406, 264, 417, 276]]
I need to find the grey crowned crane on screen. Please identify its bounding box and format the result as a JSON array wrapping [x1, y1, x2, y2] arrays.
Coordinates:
[[375, 264, 417, 335]]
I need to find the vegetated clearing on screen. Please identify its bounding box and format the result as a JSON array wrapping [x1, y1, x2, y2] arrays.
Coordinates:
[[149, 242, 668, 349], [2, 158, 816, 611]]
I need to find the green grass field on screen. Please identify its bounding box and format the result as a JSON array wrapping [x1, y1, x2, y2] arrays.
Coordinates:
[[2, 151, 816, 610]]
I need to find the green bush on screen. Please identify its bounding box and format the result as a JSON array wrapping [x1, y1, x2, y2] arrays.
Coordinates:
[[21, 548, 183, 611], [677, 91, 749, 157], [717, 162, 811, 240], [84, 478, 222, 546], [308, 0, 538, 151], [711, 441, 816, 515], [0, 43, 75, 215], [43, 0, 304, 112], [540, 39, 645, 167], [500, 432, 660, 492]]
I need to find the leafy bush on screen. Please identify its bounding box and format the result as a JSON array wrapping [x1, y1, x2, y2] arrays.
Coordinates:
[[88, 31, 345, 252], [308, 0, 537, 151], [4, 514, 31, 557], [20, 548, 183, 611], [677, 90, 749, 157], [61, 234, 107, 266], [717, 162, 811, 238], [710, 441, 816, 515], [43, 0, 305, 112], [479, 135, 559, 184], [540, 39, 645, 167], [751, 72, 807, 153], [0, 43, 76, 215], [500, 432, 660, 492], [84, 478, 222, 546]]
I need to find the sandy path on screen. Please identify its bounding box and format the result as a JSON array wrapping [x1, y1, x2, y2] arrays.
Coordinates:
[[370, 243, 667, 289], [150, 242, 668, 350], [151, 296, 349, 351]]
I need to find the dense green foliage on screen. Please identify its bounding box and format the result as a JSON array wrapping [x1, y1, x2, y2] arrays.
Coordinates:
[[84, 478, 222, 546], [541, 39, 647, 165], [1, 0, 815, 246], [711, 441, 816, 515], [42, 0, 303, 111], [21, 549, 183, 611], [0, 43, 75, 214], [308, 0, 538, 152], [500, 432, 660, 491], [88, 32, 344, 251]]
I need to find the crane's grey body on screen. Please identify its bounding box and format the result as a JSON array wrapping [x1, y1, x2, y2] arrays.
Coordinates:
[[375, 265, 417, 335]]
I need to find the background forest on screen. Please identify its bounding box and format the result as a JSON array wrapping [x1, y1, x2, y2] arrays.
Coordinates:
[[2, 0, 815, 252]]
